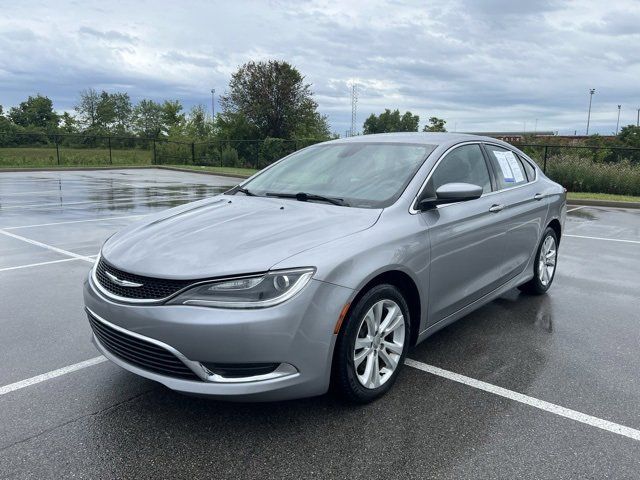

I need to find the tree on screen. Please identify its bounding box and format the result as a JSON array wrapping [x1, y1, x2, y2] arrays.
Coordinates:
[[423, 117, 447, 132], [132, 99, 164, 138], [8, 94, 59, 131], [362, 109, 419, 134], [75, 88, 100, 131], [184, 105, 211, 140], [618, 125, 640, 148], [215, 111, 259, 141], [162, 100, 186, 132], [108, 92, 133, 133], [76, 90, 132, 134], [59, 112, 78, 133], [220, 60, 330, 140]]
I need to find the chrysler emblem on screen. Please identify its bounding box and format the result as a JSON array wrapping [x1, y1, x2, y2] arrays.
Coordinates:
[[105, 271, 143, 288]]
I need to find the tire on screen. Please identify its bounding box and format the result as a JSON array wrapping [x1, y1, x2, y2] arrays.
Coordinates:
[[332, 284, 410, 403], [518, 227, 559, 295]]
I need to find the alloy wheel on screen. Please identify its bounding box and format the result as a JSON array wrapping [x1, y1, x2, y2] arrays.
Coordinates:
[[538, 235, 557, 287], [353, 299, 405, 389]]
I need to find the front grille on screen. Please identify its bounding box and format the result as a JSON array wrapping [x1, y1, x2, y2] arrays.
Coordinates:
[[88, 312, 201, 381], [95, 257, 193, 300]]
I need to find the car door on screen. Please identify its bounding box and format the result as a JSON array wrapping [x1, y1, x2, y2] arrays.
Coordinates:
[[420, 143, 511, 324], [482, 144, 549, 280]]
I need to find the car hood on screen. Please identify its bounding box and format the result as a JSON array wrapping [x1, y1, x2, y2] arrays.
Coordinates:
[[101, 195, 382, 279]]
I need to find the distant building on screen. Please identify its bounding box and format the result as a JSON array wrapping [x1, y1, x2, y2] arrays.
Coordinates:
[[465, 131, 555, 143], [466, 131, 617, 144]]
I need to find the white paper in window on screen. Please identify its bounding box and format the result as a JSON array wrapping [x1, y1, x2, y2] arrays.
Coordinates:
[[503, 151, 525, 182], [494, 151, 515, 182]]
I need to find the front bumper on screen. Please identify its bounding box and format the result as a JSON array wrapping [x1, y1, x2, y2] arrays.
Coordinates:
[[83, 272, 353, 401]]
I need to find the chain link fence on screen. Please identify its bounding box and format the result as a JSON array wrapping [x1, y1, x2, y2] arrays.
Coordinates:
[[158, 138, 325, 170], [0, 132, 153, 167], [0, 132, 324, 170], [514, 143, 640, 196]]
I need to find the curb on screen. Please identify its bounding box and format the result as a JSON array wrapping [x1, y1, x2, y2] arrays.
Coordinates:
[[0, 165, 252, 180], [155, 166, 251, 179], [567, 199, 640, 209], [0, 165, 157, 173]]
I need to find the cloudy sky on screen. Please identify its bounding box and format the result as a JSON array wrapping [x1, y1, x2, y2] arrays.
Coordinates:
[[1, 0, 638, 135]]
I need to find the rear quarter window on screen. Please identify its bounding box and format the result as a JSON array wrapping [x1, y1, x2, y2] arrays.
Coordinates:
[[518, 154, 537, 181]]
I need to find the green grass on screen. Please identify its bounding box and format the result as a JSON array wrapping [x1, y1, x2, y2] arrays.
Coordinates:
[[165, 165, 258, 177], [567, 192, 640, 203], [0, 147, 152, 167]]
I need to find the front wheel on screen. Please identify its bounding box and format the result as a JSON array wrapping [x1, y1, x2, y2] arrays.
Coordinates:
[[519, 227, 559, 295], [332, 284, 410, 403]]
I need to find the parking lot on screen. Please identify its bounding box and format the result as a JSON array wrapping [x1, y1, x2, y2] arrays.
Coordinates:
[[1, 168, 639, 479]]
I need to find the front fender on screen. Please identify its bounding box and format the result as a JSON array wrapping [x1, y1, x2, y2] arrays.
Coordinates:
[[272, 210, 430, 331]]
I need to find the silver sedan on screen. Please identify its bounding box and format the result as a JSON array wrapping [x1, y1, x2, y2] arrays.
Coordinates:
[[84, 132, 566, 403]]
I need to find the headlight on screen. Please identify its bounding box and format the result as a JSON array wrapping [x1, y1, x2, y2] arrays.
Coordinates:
[[168, 268, 315, 308]]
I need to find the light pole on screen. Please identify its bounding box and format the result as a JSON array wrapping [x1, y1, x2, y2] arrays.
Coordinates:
[[616, 105, 621, 134], [210, 88, 216, 118], [586, 88, 595, 135]]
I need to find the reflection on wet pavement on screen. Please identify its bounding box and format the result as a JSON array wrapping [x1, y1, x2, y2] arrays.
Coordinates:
[[0, 169, 240, 227]]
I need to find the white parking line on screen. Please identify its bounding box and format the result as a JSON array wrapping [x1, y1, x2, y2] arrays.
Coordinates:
[[0, 257, 85, 272], [0, 229, 94, 262], [564, 234, 640, 245], [566, 206, 586, 213], [0, 357, 107, 396], [1, 354, 638, 443], [405, 359, 640, 442], [3, 214, 146, 230]]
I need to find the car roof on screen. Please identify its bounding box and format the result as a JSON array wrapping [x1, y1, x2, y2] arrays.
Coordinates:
[[324, 132, 502, 146]]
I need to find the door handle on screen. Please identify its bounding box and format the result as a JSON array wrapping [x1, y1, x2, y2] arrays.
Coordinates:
[[533, 193, 544, 201], [489, 204, 504, 213]]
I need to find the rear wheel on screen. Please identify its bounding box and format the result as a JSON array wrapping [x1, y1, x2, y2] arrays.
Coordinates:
[[519, 227, 558, 295], [332, 284, 410, 403]]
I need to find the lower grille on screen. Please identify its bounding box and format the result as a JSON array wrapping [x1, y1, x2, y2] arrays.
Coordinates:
[[201, 363, 279, 378], [88, 312, 201, 381]]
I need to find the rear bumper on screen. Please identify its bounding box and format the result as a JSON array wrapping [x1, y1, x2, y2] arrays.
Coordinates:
[[83, 272, 352, 401]]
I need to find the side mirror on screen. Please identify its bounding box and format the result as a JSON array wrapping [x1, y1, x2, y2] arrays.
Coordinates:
[[418, 182, 483, 210]]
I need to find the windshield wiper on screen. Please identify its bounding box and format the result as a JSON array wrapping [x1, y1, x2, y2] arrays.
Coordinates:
[[266, 191, 348, 206], [233, 186, 255, 196]]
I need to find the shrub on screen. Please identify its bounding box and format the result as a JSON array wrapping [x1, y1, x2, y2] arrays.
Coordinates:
[[258, 137, 294, 169], [546, 155, 640, 196], [221, 146, 239, 167]]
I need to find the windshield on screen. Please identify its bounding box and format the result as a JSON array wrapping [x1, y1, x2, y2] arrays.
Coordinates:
[[238, 142, 435, 208]]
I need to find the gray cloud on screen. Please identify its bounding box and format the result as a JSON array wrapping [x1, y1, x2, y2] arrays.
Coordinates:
[[78, 26, 138, 44], [0, 0, 639, 135]]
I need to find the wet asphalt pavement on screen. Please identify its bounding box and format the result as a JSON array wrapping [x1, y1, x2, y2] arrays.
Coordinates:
[[0, 169, 639, 479]]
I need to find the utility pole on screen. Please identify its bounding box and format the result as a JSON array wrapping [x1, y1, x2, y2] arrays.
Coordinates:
[[636, 108, 639, 127], [586, 88, 595, 135], [350, 82, 358, 137], [616, 105, 621, 134], [210, 88, 216, 118]]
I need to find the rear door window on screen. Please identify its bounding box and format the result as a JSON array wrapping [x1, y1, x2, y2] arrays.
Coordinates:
[[484, 145, 528, 190]]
